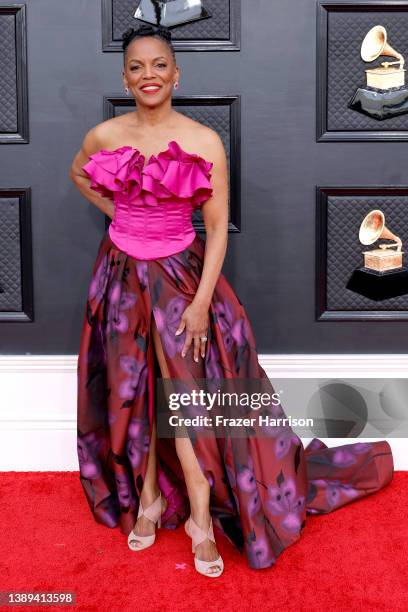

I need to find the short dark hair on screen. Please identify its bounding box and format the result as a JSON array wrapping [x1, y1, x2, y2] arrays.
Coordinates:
[[122, 24, 175, 63]]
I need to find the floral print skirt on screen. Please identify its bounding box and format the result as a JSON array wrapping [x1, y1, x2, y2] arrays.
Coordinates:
[[77, 229, 394, 569]]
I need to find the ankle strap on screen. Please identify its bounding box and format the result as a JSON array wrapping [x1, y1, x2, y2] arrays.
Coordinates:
[[138, 492, 162, 524], [188, 516, 215, 548]]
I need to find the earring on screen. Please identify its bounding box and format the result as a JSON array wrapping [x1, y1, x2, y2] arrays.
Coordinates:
[[125, 87, 129, 96], [173, 82, 179, 90]]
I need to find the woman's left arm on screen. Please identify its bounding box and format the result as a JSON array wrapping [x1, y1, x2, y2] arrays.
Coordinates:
[[176, 132, 229, 361]]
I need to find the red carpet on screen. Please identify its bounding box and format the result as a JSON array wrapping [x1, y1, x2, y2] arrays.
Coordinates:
[[0, 471, 407, 611]]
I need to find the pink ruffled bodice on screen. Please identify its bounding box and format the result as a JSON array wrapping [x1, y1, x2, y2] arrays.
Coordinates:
[[81, 140, 214, 259]]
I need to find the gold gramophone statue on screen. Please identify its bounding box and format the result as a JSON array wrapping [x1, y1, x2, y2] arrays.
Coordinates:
[[346, 209, 408, 301], [362, 25, 405, 89], [360, 209, 403, 271], [349, 25, 408, 120]]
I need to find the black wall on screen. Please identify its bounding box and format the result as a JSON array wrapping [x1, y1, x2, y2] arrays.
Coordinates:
[[1, 0, 407, 355]]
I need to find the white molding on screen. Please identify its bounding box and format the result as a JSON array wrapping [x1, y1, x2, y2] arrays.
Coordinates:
[[0, 354, 406, 470], [2, 353, 408, 375], [259, 353, 408, 377], [0, 355, 77, 372]]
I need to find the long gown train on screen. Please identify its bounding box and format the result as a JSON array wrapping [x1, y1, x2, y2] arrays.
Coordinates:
[[77, 229, 394, 570]]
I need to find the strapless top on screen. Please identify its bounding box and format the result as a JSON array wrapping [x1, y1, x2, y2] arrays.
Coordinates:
[[81, 140, 213, 259]]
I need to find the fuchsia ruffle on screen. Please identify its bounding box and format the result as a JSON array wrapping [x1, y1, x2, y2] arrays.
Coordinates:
[[81, 140, 214, 208]]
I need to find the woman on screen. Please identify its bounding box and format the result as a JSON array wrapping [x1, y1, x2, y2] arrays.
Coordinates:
[[70, 24, 394, 578]]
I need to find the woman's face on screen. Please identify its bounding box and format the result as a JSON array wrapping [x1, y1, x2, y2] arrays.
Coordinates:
[[123, 36, 179, 106]]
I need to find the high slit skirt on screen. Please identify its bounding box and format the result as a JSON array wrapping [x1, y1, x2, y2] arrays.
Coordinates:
[[76, 229, 394, 570]]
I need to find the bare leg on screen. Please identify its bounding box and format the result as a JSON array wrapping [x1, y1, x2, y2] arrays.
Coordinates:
[[130, 402, 164, 545], [151, 317, 221, 573]]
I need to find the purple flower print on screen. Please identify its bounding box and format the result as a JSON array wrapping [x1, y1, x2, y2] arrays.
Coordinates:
[[136, 261, 148, 289], [163, 257, 187, 286], [129, 434, 150, 468], [310, 479, 359, 509], [247, 491, 262, 517], [246, 534, 273, 569], [126, 417, 151, 469], [352, 442, 373, 454], [77, 432, 103, 480], [237, 457, 257, 493], [214, 299, 233, 333], [237, 468, 256, 493], [128, 417, 148, 439], [118, 355, 148, 401], [236, 458, 261, 517], [204, 341, 223, 387], [89, 254, 110, 302], [331, 449, 357, 468], [231, 317, 251, 348], [305, 438, 328, 452], [106, 281, 137, 335], [115, 472, 136, 509], [326, 481, 359, 508], [267, 476, 305, 533], [259, 420, 300, 459], [275, 429, 302, 460], [214, 299, 250, 352], [214, 299, 235, 352], [153, 296, 187, 357]]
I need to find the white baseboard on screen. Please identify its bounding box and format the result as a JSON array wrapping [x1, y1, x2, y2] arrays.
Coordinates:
[[0, 354, 406, 470]]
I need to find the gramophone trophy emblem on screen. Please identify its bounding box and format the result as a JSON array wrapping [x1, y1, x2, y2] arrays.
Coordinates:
[[348, 25, 408, 120], [134, 0, 211, 28], [346, 209, 408, 300], [360, 210, 403, 271]]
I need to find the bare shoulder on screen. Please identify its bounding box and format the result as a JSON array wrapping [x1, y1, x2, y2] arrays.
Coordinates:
[[177, 115, 226, 164], [176, 118, 228, 204], [80, 115, 127, 156], [195, 125, 227, 169], [70, 116, 122, 175]]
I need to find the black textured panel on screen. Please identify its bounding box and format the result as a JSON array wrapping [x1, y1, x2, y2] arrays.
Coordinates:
[[0, 5, 28, 143], [0, 189, 33, 321], [0, 14, 17, 133], [0, 197, 21, 310], [327, 10, 408, 131], [326, 195, 408, 310]]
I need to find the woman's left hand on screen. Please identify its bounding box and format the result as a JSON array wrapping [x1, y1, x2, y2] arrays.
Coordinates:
[[175, 302, 209, 361]]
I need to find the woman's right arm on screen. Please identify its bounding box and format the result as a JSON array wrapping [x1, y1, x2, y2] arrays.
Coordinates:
[[70, 126, 115, 220]]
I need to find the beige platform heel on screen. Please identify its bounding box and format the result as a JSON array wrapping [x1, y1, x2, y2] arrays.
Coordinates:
[[127, 492, 166, 551], [184, 515, 224, 578]]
